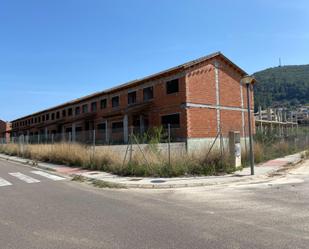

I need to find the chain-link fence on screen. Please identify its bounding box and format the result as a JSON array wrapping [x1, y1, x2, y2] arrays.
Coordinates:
[[1, 124, 308, 177], [1, 125, 182, 146]]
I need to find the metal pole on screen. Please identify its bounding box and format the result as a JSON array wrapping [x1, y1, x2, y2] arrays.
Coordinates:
[[246, 84, 254, 175], [129, 126, 133, 163], [92, 129, 96, 159], [168, 124, 171, 166]]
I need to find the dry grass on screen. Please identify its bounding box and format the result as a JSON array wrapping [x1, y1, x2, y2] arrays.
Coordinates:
[[0, 143, 234, 177], [242, 137, 309, 166], [1, 136, 308, 177]]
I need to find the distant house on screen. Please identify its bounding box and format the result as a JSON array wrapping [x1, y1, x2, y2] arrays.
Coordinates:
[[295, 106, 309, 125], [10, 52, 254, 151], [0, 120, 11, 143]]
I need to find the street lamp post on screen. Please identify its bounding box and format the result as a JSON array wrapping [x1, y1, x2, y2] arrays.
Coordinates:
[[241, 75, 256, 175]]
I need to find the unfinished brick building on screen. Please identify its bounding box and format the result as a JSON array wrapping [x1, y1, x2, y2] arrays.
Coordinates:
[[0, 120, 11, 143], [10, 52, 254, 151]]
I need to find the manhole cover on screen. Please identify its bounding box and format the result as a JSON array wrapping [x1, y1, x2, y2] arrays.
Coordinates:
[[151, 179, 166, 183], [130, 178, 142, 181]]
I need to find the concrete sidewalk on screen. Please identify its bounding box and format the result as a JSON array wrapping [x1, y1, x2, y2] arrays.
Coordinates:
[[0, 152, 304, 189]]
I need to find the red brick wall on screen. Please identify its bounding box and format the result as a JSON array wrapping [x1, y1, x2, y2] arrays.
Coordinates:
[[11, 55, 254, 140], [186, 59, 217, 105], [220, 110, 242, 136], [218, 59, 242, 107], [185, 58, 254, 138], [186, 108, 217, 138], [0, 121, 6, 137], [0, 121, 11, 141], [148, 76, 187, 138]]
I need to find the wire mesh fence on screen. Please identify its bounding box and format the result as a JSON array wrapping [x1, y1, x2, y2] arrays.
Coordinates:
[[0, 125, 308, 177], [1, 125, 181, 146]]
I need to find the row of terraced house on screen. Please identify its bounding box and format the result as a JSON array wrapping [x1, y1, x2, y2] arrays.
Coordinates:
[[3, 52, 254, 151]]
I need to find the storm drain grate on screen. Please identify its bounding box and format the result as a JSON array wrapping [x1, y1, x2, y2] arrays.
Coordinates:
[[151, 179, 166, 183]]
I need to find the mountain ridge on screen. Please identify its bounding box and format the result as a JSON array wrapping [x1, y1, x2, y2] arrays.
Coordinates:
[[253, 64, 309, 110]]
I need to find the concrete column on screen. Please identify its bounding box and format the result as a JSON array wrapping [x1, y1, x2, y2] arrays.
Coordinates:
[[290, 112, 293, 122], [284, 111, 287, 122], [123, 114, 128, 143], [267, 108, 271, 121], [258, 106, 262, 120], [72, 123, 76, 142], [105, 120, 109, 143]]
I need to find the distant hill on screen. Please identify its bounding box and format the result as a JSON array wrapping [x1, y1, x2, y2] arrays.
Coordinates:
[[253, 64, 309, 110]]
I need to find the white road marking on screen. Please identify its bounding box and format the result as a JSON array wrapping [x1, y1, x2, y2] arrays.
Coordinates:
[[30, 171, 65, 181], [9, 172, 40, 183], [0, 177, 12, 187]]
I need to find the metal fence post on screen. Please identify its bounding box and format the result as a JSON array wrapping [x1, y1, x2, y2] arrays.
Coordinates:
[[92, 129, 96, 159], [129, 126, 133, 162], [168, 124, 171, 166]]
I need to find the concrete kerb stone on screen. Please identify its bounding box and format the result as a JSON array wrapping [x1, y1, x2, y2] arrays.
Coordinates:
[[0, 152, 306, 189], [60, 152, 306, 189], [0, 154, 71, 179]]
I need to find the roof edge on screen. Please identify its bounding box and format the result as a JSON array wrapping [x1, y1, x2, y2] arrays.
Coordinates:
[[11, 52, 247, 122]]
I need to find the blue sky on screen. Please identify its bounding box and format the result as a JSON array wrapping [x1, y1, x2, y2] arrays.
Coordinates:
[[0, 0, 308, 121]]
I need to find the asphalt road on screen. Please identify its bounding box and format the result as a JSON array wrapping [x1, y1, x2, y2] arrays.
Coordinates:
[[1, 158, 309, 249]]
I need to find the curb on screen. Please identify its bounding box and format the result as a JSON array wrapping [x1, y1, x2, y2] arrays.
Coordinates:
[[69, 169, 271, 190], [59, 154, 307, 189], [0, 154, 71, 179], [0, 152, 306, 189], [0, 154, 257, 189]]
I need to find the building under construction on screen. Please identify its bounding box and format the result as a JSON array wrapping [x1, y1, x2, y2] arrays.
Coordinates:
[[9, 52, 254, 151]]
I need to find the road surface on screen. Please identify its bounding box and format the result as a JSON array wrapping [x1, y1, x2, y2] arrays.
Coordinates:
[[1, 158, 309, 249]]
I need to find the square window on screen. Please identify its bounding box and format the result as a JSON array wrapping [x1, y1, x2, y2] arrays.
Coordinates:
[[128, 91, 137, 105], [112, 96, 119, 108], [68, 108, 73, 116], [82, 104, 88, 113], [75, 106, 80, 115], [91, 102, 97, 112], [161, 113, 180, 128], [166, 79, 179, 94], [143, 86, 153, 101], [100, 99, 107, 109]]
